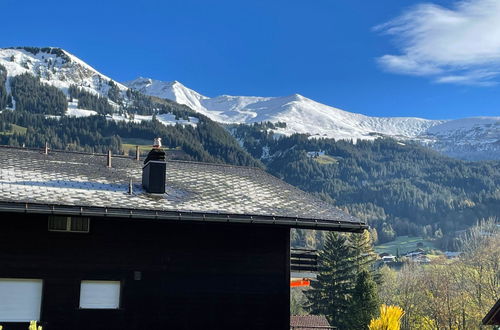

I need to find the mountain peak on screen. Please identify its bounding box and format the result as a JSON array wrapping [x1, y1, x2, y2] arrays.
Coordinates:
[[0, 46, 128, 97], [287, 93, 305, 101]]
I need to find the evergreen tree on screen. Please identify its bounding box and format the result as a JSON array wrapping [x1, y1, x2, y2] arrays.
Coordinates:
[[350, 270, 380, 329], [0, 64, 8, 110], [305, 232, 356, 328], [349, 230, 377, 272]]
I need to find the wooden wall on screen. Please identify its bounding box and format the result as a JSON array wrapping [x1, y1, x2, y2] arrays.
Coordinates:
[[0, 213, 290, 330]]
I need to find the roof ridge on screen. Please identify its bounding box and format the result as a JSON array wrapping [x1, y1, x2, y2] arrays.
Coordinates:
[[0, 144, 264, 170]]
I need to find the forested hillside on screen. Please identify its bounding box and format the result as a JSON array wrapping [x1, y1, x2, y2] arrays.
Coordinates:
[[232, 123, 500, 249], [0, 65, 259, 166]]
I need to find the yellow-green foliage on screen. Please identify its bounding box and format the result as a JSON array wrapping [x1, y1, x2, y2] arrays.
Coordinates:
[[369, 304, 404, 330], [28, 320, 42, 330]]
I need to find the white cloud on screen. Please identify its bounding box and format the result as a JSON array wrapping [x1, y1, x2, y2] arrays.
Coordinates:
[[375, 0, 500, 85]]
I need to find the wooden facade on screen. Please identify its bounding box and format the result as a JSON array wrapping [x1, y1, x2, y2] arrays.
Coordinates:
[[0, 213, 290, 330]]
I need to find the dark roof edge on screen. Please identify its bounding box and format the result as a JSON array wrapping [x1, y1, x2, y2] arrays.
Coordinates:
[[0, 201, 367, 233], [483, 298, 500, 325]]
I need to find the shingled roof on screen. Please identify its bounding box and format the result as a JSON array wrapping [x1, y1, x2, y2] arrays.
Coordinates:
[[291, 315, 334, 329], [0, 146, 365, 232]]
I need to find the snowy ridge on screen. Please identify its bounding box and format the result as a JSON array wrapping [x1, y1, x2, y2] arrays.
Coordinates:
[[0, 48, 202, 129], [125, 77, 500, 160], [125, 77, 443, 140], [0, 47, 128, 97], [0, 47, 497, 160]]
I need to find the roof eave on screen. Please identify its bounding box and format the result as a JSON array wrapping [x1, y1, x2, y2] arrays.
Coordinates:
[[483, 299, 500, 325], [0, 201, 367, 233]]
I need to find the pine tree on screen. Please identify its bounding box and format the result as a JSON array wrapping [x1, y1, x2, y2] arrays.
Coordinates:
[[350, 270, 380, 329], [349, 230, 377, 272], [305, 232, 356, 328]]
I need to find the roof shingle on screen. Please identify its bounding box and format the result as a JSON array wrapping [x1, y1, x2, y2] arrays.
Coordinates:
[[0, 146, 365, 231]]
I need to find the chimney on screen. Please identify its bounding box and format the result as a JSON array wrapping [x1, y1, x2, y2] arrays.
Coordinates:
[[142, 138, 166, 194]]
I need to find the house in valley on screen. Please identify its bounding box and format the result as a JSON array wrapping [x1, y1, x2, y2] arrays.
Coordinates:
[[0, 145, 365, 330]]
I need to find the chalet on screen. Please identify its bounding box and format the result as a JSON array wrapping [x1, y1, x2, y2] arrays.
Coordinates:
[[306, 151, 325, 158], [381, 255, 396, 263], [444, 251, 462, 259], [0, 145, 365, 330]]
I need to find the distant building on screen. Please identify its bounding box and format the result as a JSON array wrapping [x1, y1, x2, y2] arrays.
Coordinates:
[[306, 151, 325, 158], [291, 315, 334, 330], [444, 251, 462, 259], [381, 255, 396, 263], [0, 146, 365, 330]]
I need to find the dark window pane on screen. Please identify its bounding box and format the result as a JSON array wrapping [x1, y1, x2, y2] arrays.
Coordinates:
[[48, 216, 68, 231]]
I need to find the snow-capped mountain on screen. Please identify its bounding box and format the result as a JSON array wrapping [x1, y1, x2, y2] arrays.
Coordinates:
[[125, 77, 500, 160], [125, 78, 443, 140], [1, 47, 497, 160], [0, 47, 198, 125], [424, 117, 500, 160], [0, 47, 128, 97]]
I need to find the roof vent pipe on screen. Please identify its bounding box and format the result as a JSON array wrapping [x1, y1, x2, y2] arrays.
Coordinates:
[[128, 179, 133, 195], [142, 138, 166, 194], [135, 145, 140, 161], [107, 150, 112, 168]]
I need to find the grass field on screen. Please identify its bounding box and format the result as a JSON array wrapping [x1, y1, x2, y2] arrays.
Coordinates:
[[0, 124, 27, 135], [121, 138, 154, 155], [374, 236, 440, 255], [121, 138, 180, 155], [313, 155, 339, 165]]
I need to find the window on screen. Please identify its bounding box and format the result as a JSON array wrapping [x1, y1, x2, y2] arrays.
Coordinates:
[[48, 216, 89, 233], [0, 278, 43, 322], [79, 281, 121, 309]]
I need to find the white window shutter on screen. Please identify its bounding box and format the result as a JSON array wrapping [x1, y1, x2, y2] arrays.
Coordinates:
[[0, 278, 43, 322], [79, 281, 121, 309]]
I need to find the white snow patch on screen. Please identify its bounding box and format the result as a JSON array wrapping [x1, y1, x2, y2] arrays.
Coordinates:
[[66, 100, 98, 117], [108, 113, 198, 127], [427, 117, 500, 135]]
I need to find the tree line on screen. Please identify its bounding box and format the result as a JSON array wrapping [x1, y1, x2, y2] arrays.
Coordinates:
[[232, 123, 500, 249]]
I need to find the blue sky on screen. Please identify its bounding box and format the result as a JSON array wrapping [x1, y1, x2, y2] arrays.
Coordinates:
[[2, 0, 499, 119]]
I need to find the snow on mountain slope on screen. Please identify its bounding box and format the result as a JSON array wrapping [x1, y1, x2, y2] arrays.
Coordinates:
[[125, 77, 500, 160], [0, 47, 128, 97], [125, 77, 443, 141], [423, 117, 500, 160]]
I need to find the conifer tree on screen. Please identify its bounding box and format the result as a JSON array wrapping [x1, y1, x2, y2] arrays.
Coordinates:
[[305, 232, 356, 328], [349, 230, 377, 272], [350, 270, 380, 329]]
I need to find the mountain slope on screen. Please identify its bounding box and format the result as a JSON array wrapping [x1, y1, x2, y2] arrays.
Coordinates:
[[0, 47, 259, 167], [0, 47, 128, 97], [125, 77, 500, 160], [125, 77, 442, 140]]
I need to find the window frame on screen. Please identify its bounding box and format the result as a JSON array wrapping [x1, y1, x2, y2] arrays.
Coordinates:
[[48, 216, 90, 233]]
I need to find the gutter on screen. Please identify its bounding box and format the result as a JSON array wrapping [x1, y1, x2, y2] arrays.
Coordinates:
[[0, 201, 367, 233]]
